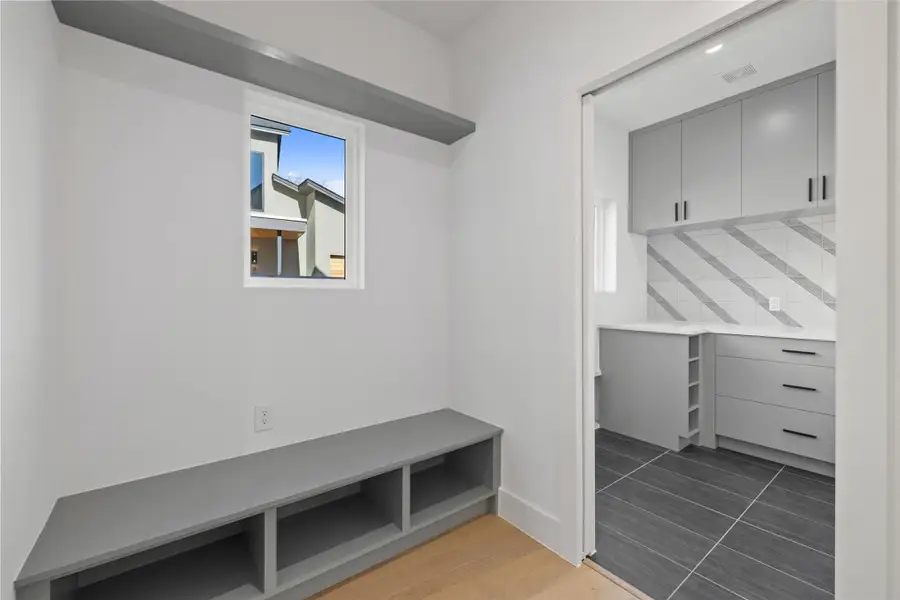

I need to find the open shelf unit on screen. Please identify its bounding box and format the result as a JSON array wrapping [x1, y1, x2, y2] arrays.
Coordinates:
[[277, 473, 403, 587], [410, 440, 495, 529], [682, 335, 703, 444], [74, 518, 262, 600], [16, 410, 501, 600]]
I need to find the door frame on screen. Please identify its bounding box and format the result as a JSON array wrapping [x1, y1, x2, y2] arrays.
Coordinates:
[[577, 2, 898, 596]]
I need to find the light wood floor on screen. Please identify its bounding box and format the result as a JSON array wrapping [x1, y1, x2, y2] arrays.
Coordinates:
[[311, 516, 639, 600]]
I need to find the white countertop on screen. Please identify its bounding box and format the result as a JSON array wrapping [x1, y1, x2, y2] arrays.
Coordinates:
[[598, 321, 835, 342]]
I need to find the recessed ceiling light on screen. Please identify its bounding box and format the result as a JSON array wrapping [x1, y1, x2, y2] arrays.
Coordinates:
[[706, 44, 723, 54]]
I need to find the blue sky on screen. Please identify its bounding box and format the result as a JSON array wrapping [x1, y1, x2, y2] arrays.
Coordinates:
[[279, 127, 346, 197]]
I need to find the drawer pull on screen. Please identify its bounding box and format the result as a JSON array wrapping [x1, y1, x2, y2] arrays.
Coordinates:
[[783, 428, 818, 440], [782, 349, 817, 356], [782, 383, 818, 392]]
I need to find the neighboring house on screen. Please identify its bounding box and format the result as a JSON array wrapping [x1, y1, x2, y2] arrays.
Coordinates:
[[250, 116, 345, 277]]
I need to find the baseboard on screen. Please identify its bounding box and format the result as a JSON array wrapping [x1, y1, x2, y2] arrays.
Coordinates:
[[718, 436, 835, 477], [497, 487, 568, 562]]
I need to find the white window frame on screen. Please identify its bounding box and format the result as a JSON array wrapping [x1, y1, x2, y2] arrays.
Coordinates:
[[244, 88, 366, 289]]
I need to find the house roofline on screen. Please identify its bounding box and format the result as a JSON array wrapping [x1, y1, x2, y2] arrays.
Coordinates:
[[272, 173, 345, 205]]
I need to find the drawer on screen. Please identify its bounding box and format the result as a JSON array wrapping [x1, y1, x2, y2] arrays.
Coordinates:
[[716, 356, 834, 415], [716, 396, 835, 463], [716, 335, 834, 367]]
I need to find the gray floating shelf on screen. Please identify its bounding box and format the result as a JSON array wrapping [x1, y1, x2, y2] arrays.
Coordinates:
[[16, 410, 502, 600], [51, 1, 476, 145]]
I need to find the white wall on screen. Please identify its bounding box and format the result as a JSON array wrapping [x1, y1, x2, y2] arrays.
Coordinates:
[[53, 25, 452, 495], [894, 3, 900, 593], [167, 1, 452, 113], [835, 0, 897, 597], [0, 2, 59, 599], [449, 0, 749, 562], [592, 114, 647, 324]]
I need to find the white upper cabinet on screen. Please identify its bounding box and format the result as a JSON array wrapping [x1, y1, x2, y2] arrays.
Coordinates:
[[740, 76, 819, 216], [681, 101, 742, 225], [631, 121, 681, 233], [817, 69, 836, 207]]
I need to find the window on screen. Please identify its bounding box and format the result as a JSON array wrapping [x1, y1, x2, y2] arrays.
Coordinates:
[[245, 90, 365, 288], [250, 151, 264, 211], [594, 199, 617, 293]]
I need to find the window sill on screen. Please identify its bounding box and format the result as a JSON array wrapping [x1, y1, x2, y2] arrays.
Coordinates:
[[244, 276, 362, 290]]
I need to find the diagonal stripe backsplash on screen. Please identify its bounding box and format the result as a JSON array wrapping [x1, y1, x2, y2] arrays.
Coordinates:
[[647, 215, 836, 329]]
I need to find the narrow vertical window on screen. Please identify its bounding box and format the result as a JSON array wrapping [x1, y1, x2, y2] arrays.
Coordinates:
[[250, 151, 264, 211]]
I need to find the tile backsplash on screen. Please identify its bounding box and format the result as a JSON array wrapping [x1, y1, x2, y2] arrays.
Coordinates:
[[647, 215, 836, 329]]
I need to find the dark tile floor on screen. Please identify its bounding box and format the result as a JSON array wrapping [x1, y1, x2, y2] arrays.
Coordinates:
[[589, 428, 835, 600]]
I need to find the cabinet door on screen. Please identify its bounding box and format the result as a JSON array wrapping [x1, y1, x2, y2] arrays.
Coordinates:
[[681, 102, 742, 224], [741, 76, 819, 216], [817, 69, 836, 207], [631, 121, 681, 232]]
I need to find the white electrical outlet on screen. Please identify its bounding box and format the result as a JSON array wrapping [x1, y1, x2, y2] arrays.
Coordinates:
[[769, 296, 781, 312], [254, 406, 273, 432]]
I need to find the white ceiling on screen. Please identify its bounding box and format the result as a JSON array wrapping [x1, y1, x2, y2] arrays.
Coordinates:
[[594, 1, 836, 131], [370, 1, 496, 42]]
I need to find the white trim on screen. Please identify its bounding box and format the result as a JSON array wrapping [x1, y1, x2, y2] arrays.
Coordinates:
[[580, 94, 596, 558], [243, 88, 366, 289], [497, 488, 563, 558]]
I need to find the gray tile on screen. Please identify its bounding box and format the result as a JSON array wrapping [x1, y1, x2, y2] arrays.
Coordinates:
[[721, 522, 834, 593], [596, 492, 715, 568], [758, 486, 834, 527], [595, 465, 622, 490], [678, 446, 780, 483], [595, 446, 644, 476], [697, 545, 833, 600], [743, 502, 834, 555], [772, 471, 835, 504], [784, 466, 835, 487], [676, 231, 801, 328], [649, 283, 686, 321], [647, 246, 739, 325], [605, 477, 735, 541], [653, 454, 767, 499], [596, 429, 668, 462], [671, 575, 746, 600], [631, 465, 752, 518], [592, 523, 689, 600]]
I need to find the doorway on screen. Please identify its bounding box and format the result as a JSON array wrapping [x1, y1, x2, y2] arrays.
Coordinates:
[[577, 1, 896, 598]]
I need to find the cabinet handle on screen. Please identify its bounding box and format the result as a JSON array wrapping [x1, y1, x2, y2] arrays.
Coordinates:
[[808, 177, 813, 202], [683, 200, 688, 221], [822, 175, 827, 201], [675, 202, 679, 222], [782, 349, 817, 356], [783, 383, 818, 392], [783, 428, 818, 439]]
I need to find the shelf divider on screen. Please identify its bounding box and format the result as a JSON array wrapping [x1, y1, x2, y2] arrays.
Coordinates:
[[246, 509, 277, 594]]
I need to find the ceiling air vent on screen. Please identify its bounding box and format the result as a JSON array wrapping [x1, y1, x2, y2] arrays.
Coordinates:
[[721, 64, 758, 84]]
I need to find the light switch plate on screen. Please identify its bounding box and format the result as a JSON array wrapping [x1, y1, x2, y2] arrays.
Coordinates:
[[768, 297, 781, 312], [254, 406, 273, 432]]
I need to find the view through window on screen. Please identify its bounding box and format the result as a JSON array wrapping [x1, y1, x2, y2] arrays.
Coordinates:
[[249, 115, 346, 279]]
